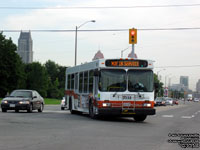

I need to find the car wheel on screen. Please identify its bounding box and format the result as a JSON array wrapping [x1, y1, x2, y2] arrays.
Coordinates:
[[133, 115, 147, 122], [2, 108, 7, 112], [15, 110, 19, 113], [38, 104, 44, 112], [27, 104, 33, 113], [61, 107, 64, 110]]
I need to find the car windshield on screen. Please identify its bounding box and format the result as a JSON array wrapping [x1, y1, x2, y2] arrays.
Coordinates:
[[128, 70, 153, 92], [166, 98, 172, 101], [10, 91, 32, 98], [156, 97, 163, 101], [99, 69, 126, 92]]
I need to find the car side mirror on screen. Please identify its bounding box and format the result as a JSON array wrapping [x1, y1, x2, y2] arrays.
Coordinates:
[[6, 92, 10, 97], [33, 96, 37, 99]]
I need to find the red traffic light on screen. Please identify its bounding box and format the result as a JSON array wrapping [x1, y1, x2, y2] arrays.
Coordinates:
[[129, 29, 137, 44], [131, 30, 135, 36]]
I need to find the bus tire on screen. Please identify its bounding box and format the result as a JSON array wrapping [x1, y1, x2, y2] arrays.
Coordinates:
[[89, 100, 98, 119], [133, 115, 147, 122], [69, 98, 76, 114]]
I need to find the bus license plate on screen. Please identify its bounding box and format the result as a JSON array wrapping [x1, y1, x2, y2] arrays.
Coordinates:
[[10, 104, 15, 108], [122, 95, 132, 100]]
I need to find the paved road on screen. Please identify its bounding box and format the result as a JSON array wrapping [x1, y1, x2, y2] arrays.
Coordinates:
[[0, 101, 200, 150]]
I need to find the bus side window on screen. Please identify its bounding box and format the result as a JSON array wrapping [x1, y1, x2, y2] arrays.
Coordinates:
[[79, 72, 83, 93], [89, 70, 94, 93], [84, 71, 88, 93], [75, 73, 78, 91], [71, 74, 74, 90], [67, 74, 71, 90]]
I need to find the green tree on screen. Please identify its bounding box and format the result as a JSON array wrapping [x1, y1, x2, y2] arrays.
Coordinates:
[[0, 32, 25, 97], [154, 74, 164, 98], [45, 60, 66, 98], [45, 60, 59, 82], [25, 62, 48, 97]]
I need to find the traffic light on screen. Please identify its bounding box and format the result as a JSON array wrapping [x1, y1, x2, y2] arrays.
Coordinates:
[[129, 29, 137, 44]]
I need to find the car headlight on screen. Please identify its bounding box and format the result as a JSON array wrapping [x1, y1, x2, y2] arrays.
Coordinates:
[[2, 101, 8, 104], [19, 101, 30, 104]]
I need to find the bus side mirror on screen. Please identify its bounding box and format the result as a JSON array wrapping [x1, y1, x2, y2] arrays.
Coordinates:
[[94, 70, 100, 76]]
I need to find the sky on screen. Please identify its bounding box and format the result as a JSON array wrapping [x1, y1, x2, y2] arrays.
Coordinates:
[[0, 0, 200, 91]]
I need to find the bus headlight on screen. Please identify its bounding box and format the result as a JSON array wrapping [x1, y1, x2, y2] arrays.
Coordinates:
[[102, 103, 111, 107], [143, 103, 151, 107]]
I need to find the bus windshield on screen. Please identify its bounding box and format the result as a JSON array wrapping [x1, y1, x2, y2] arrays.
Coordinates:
[[99, 69, 126, 92], [128, 70, 153, 92], [99, 69, 153, 92]]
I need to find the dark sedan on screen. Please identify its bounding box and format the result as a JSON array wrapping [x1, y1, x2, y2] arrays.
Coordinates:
[[154, 97, 166, 106], [1, 89, 44, 113]]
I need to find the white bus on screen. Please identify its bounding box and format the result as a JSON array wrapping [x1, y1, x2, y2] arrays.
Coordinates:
[[65, 58, 156, 121]]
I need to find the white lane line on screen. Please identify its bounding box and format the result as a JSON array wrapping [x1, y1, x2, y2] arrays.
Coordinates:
[[181, 116, 193, 119], [162, 115, 174, 118]]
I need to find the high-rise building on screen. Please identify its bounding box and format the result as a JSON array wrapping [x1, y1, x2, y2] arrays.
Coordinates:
[[17, 31, 33, 64], [180, 76, 189, 88], [196, 79, 200, 92]]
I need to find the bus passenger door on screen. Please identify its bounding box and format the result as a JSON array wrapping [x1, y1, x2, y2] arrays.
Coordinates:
[[93, 76, 98, 99]]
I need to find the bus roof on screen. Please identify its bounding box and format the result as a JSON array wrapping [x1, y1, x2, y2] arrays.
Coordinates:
[[66, 58, 154, 74]]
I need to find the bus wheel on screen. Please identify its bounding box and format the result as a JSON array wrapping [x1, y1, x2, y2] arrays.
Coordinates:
[[69, 98, 75, 114], [133, 115, 147, 122], [89, 101, 98, 119]]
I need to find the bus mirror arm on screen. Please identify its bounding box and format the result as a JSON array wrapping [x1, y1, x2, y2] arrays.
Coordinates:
[[154, 83, 159, 89], [94, 70, 100, 76]]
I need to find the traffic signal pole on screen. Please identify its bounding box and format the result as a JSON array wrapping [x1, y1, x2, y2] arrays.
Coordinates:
[[129, 28, 137, 58], [130, 44, 135, 58]]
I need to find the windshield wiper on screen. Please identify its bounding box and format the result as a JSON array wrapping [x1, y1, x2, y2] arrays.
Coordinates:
[[113, 92, 117, 97]]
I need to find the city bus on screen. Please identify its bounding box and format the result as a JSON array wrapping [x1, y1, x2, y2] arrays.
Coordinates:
[[65, 58, 156, 121]]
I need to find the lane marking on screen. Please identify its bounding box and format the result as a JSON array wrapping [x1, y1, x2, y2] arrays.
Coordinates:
[[162, 115, 174, 118], [181, 116, 193, 119]]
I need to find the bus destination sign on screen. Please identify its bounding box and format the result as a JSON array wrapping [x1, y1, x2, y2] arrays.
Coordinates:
[[105, 59, 148, 67]]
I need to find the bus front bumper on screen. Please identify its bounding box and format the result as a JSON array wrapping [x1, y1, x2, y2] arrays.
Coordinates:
[[98, 108, 156, 116]]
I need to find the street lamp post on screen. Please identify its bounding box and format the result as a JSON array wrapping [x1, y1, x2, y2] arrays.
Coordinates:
[[121, 46, 131, 57], [157, 68, 165, 80], [74, 20, 96, 66], [165, 74, 172, 88]]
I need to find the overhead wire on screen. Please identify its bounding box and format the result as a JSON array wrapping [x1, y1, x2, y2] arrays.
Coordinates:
[[0, 4, 200, 9], [1, 27, 200, 32]]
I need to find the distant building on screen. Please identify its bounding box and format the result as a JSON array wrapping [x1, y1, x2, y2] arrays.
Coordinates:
[[169, 84, 187, 92], [17, 31, 33, 64], [180, 76, 189, 88], [196, 79, 200, 93], [92, 50, 104, 61]]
